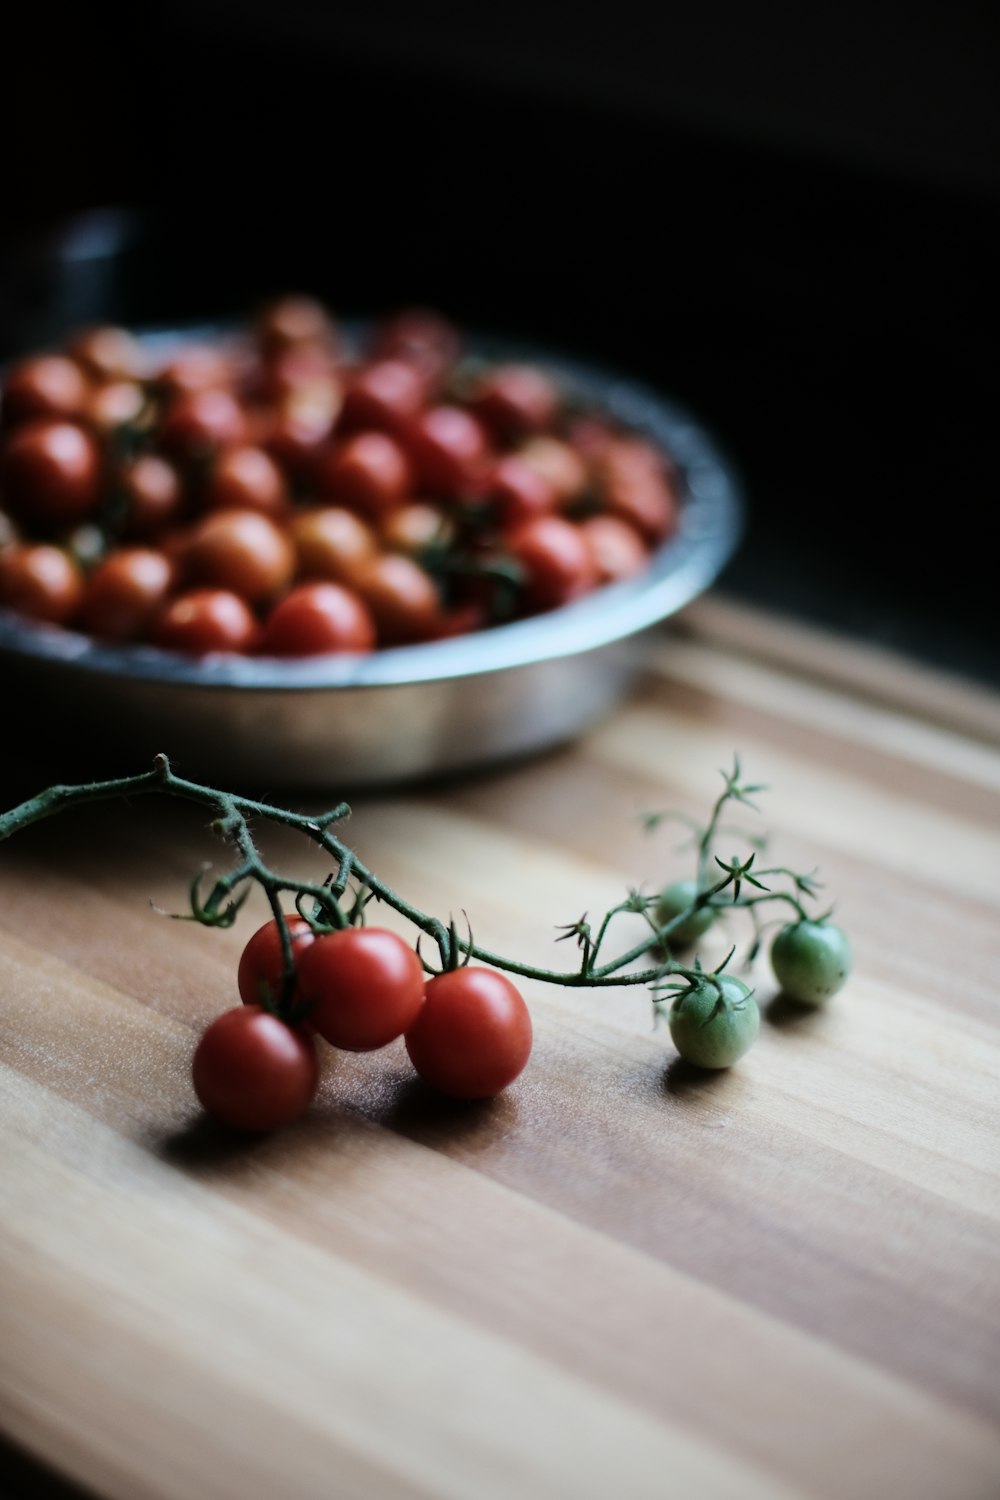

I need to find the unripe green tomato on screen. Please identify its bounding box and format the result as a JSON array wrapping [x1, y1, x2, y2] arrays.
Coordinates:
[[770, 920, 851, 1006], [654, 878, 715, 948], [668, 975, 759, 1069]]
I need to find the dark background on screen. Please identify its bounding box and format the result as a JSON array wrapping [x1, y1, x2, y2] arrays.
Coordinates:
[[2, 1, 998, 687]]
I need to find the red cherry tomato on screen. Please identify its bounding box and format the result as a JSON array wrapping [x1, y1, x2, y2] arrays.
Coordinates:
[[259, 581, 376, 656], [237, 915, 317, 1009], [370, 307, 461, 388], [79, 546, 174, 640], [119, 454, 185, 538], [379, 501, 452, 555], [340, 359, 428, 434], [407, 405, 490, 497], [404, 967, 532, 1099], [86, 380, 146, 436], [516, 436, 588, 505], [183, 509, 295, 604], [316, 431, 412, 521], [503, 514, 599, 612], [203, 446, 289, 518], [155, 345, 235, 397], [259, 388, 341, 479], [289, 506, 378, 584], [295, 927, 425, 1052], [469, 364, 559, 441], [598, 438, 680, 544], [1, 418, 104, 527], [67, 325, 144, 382], [255, 295, 336, 356], [157, 388, 248, 460], [153, 588, 259, 655], [486, 454, 559, 529], [191, 1005, 319, 1131], [1, 355, 91, 426], [579, 514, 650, 584], [0, 542, 84, 624], [354, 553, 440, 645]]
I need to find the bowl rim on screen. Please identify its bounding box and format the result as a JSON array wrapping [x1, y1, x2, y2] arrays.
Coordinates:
[[0, 328, 744, 692]]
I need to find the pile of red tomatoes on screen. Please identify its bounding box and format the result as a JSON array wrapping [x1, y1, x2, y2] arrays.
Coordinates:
[[0, 298, 681, 657]]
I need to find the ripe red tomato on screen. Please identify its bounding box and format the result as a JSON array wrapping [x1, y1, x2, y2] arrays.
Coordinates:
[[379, 501, 452, 556], [183, 509, 295, 604], [157, 388, 248, 460], [289, 506, 378, 584], [259, 581, 376, 656], [1, 355, 91, 426], [469, 364, 559, 441], [579, 514, 650, 583], [80, 546, 174, 640], [255, 295, 336, 356], [485, 454, 559, 529], [353, 553, 440, 645], [407, 406, 491, 497], [598, 437, 679, 544], [370, 307, 461, 388], [155, 345, 235, 397], [191, 1005, 319, 1130], [119, 454, 185, 538], [515, 436, 588, 505], [295, 927, 425, 1051], [1, 418, 104, 527], [153, 588, 259, 655], [316, 431, 412, 521], [203, 446, 289, 518], [404, 967, 532, 1099], [0, 542, 84, 624], [86, 380, 146, 436], [503, 514, 599, 612], [259, 392, 341, 479], [340, 359, 428, 435], [238, 915, 317, 1009], [67, 325, 144, 382]]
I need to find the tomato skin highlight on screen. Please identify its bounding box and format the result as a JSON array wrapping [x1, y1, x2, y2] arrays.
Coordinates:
[[192, 1005, 320, 1131], [296, 927, 425, 1051], [238, 915, 316, 1009], [404, 967, 532, 1099]]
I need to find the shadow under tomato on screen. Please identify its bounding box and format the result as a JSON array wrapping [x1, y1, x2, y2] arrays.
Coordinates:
[[154, 1109, 315, 1174], [379, 1074, 517, 1152], [764, 992, 827, 1029], [661, 1055, 731, 1098]]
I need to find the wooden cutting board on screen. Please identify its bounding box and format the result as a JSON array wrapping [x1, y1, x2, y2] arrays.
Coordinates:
[[1, 596, 998, 1500]]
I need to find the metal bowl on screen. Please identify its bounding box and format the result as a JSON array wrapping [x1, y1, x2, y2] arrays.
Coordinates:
[[0, 338, 743, 790]]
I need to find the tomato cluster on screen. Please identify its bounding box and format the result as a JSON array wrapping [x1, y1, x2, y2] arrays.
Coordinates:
[[0, 298, 681, 656], [193, 915, 534, 1129]]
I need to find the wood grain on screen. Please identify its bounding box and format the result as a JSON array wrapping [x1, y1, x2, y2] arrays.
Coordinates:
[[1, 597, 998, 1500]]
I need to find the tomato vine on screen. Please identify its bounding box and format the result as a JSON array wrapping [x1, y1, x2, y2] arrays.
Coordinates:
[[0, 752, 851, 1120]]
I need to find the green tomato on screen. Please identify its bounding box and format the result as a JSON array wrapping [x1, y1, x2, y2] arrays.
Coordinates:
[[654, 878, 715, 949], [770, 920, 851, 1006], [668, 975, 759, 1069]]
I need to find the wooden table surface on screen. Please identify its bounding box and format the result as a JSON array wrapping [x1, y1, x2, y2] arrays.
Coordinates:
[[1, 596, 998, 1500]]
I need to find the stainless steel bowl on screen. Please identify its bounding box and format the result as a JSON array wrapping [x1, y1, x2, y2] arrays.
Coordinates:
[[0, 338, 743, 789]]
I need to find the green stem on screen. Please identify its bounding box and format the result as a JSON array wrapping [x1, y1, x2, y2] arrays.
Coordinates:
[[0, 754, 815, 1008]]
